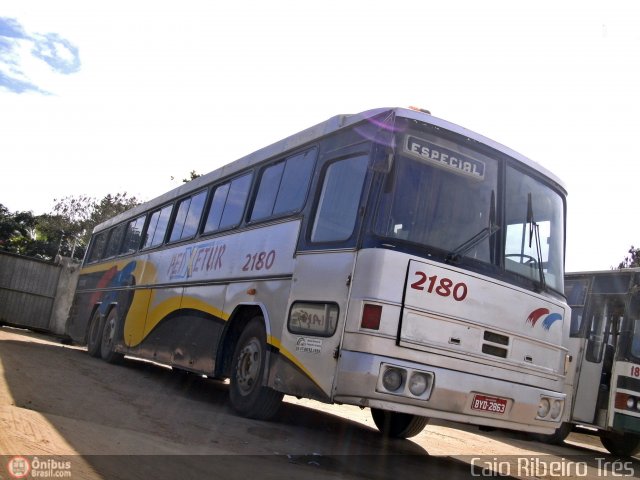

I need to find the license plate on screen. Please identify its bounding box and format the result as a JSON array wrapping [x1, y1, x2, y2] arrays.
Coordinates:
[[471, 394, 507, 414]]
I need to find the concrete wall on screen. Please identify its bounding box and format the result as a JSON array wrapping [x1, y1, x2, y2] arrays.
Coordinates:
[[0, 251, 80, 337], [49, 256, 81, 336]]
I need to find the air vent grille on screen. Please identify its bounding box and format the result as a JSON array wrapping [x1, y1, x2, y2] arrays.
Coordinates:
[[482, 344, 508, 358], [483, 331, 509, 345]]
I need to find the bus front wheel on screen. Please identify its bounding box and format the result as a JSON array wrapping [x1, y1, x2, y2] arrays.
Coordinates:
[[371, 408, 429, 438], [600, 431, 640, 457], [229, 317, 283, 420]]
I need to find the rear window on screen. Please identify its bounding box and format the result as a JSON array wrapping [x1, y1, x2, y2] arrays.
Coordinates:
[[87, 232, 107, 263]]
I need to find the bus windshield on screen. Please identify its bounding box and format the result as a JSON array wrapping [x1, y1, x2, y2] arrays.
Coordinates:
[[373, 128, 565, 292]]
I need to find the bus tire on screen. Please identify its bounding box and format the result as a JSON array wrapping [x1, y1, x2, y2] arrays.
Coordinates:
[[600, 431, 640, 457], [371, 408, 429, 438], [87, 310, 104, 358], [229, 317, 283, 420], [528, 422, 572, 445], [100, 308, 124, 364]]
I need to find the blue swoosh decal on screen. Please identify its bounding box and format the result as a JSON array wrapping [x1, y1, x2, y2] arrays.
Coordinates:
[[542, 313, 563, 330]]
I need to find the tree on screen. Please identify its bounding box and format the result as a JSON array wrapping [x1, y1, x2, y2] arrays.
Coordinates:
[[35, 213, 79, 259], [0, 193, 141, 261], [617, 246, 640, 269], [0, 204, 39, 255], [183, 170, 202, 183], [171, 170, 202, 183], [51, 193, 140, 260]]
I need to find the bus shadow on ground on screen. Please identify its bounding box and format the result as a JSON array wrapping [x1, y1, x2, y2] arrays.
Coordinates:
[[0, 329, 507, 480], [2, 328, 639, 478]]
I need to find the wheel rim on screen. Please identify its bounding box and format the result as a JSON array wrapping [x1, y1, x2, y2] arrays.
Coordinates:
[[235, 337, 262, 396]]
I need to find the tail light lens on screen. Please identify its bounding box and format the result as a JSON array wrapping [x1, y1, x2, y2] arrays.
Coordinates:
[[361, 304, 382, 330]]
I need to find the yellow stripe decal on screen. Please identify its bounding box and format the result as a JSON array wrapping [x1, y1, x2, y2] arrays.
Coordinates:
[[180, 296, 229, 321], [143, 295, 183, 338], [123, 289, 152, 347], [79, 259, 158, 288]]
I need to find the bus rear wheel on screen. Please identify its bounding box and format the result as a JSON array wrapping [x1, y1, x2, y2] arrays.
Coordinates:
[[87, 310, 104, 358], [600, 431, 640, 457], [100, 309, 124, 364], [371, 408, 429, 438], [229, 317, 283, 420]]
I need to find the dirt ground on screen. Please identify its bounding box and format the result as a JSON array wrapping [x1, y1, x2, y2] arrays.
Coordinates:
[[0, 326, 638, 480]]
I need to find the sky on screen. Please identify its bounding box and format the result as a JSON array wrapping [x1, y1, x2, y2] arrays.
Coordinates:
[[1, 0, 639, 273]]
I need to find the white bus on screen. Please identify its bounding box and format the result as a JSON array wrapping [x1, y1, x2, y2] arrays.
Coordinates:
[[67, 107, 570, 438], [548, 269, 640, 456]]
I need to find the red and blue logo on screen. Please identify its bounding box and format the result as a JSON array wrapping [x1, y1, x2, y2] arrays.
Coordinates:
[[526, 308, 562, 330]]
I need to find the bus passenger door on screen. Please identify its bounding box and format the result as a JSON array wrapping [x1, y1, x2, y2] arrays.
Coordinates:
[[274, 152, 371, 401], [572, 296, 614, 425], [279, 251, 356, 400]]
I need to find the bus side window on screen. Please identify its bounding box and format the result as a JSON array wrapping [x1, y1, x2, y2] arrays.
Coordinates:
[[121, 215, 146, 255], [87, 232, 107, 263], [143, 205, 173, 249], [203, 173, 252, 233], [311, 155, 369, 243], [250, 149, 316, 221], [103, 224, 126, 258], [169, 190, 207, 242]]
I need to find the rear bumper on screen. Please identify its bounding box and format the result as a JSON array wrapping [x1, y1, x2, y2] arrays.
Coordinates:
[[334, 349, 565, 434]]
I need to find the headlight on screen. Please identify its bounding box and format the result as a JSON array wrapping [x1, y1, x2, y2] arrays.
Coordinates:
[[408, 373, 429, 396], [537, 398, 551, 418], [550, 399, 563, 420], [382, 367, 404, 392]]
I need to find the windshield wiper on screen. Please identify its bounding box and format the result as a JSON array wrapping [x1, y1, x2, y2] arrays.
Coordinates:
[[446, 225, 499, 264], [446, 191, 498, 263], [527, 192, 547, 290]]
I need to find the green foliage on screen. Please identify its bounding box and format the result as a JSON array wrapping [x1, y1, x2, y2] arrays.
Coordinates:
[[0, 193, 141, 261], [170, 171, 202, 184], [617, 246, 640, 269], [183, 170, 201, 183], [0, 204, 44, 257], [51, 193, 140, 259]]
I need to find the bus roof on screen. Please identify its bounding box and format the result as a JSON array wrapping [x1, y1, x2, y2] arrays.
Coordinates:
[[94, 107, 567, 233]]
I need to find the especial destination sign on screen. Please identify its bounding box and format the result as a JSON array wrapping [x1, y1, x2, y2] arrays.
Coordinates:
[[404, 135, 485, 180]]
